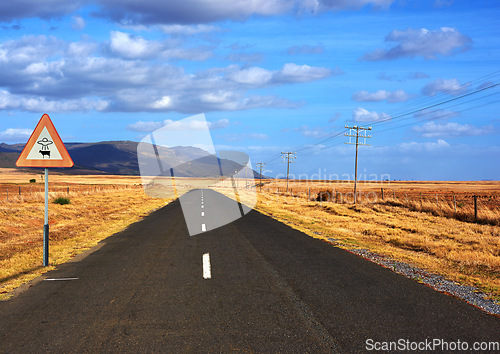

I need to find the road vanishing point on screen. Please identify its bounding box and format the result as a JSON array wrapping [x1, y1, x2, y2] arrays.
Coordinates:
[[1, 190, 499, 352]]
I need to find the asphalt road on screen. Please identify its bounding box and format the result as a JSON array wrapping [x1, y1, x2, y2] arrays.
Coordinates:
[[1, 189, 499, 352]]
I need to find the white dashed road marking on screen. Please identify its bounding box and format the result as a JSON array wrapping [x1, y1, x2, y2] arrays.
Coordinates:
[[203, 253, 211, 279], [202, 223, 206, 232], [201, 211, 205, 216]]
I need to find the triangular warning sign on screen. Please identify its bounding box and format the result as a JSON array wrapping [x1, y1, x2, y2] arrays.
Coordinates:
[[16, 114, 74, 168]]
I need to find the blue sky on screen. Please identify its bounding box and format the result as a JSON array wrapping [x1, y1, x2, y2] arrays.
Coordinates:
[[0, 0, 498, 180]]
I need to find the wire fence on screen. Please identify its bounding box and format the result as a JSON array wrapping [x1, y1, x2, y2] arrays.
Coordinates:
[[261, 185, 500, 226], [0, 183, 142, 203]]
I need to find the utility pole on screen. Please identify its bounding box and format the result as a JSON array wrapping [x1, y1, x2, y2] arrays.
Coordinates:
[[256, 162, 266, 192], [281, 152, 296, 192], [345, 125, 371, 204], [245, 163, 248, 189]]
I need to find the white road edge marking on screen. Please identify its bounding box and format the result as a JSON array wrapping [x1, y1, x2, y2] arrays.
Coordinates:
[[201, 205, 204, 208], [44, 278, 79, 281], [202, 223, 206, 232], [201, 211, 205, 216], [203, 253, 211, 279]]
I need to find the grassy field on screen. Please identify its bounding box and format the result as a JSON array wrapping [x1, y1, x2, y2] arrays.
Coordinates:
[[263, 180, 500, 225], [0, 169, 169, 299], [253, 180, 500, 301]]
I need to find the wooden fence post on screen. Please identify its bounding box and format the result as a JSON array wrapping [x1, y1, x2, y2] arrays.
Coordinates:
[[453, 195, 456, 212], [474, 195, 478, 220], [19, 186, 21, 196], [381, 188, 384, 200], [393, 189, 395, 199], [436, 194, 438, 205]]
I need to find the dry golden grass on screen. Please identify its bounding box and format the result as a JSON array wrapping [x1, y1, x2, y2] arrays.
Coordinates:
[[255, 189, 500, 301], [262, 180, 500, 226], [0, 169, 169, 299], [0, 168, 143, 185]]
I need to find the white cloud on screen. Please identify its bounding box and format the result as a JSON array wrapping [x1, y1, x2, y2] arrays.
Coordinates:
[[72, 15, 86, 30], [208, 119, 230, 129], [229, 67, 274, 85], [0, 35, 327, 113], [413, 122, 492, 138], [108, 31, 213, 61], [421, 78, 469, 96], [0, 90, 109, 112], [351, 89, 412, 103], [398, 139, 450, 152], [158, 24, 221, 35], [150, 96, 173, 109], [352, 107, 390, 122], [109, 31, 161, 59], [0, 128, 33, 142], [361, 27, 472, 61], [229, 63, 333, 85], [200, 91, 237, 104], [126, 121, 164, 132], [160, 119, 208, 131], [67, 41, 98, 57], [274, 63, 335, 83], [0, 35, 63, 65]]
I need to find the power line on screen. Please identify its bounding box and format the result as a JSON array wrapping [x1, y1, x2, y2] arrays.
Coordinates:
[[381, 71, 500, 117], [374, 98, 500, 136], [265, 78, 499, 164], [262, 71, 500, 177], [367, 82, 499, 127]]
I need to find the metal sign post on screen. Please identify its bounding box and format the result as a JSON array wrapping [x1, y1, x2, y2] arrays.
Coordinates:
[[43, 168, 49, 266], [16, 114, 73, 266]]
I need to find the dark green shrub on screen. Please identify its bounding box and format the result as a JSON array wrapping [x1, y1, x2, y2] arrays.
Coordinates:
[[54, 197, 71, 205], [29, 179, 36, 183]]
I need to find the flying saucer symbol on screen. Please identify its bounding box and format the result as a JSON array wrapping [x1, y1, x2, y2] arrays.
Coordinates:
[[38, 137, 54, 151]]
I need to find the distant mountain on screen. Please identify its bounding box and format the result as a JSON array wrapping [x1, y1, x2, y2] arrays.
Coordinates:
[[0, 141, 264, 178]]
